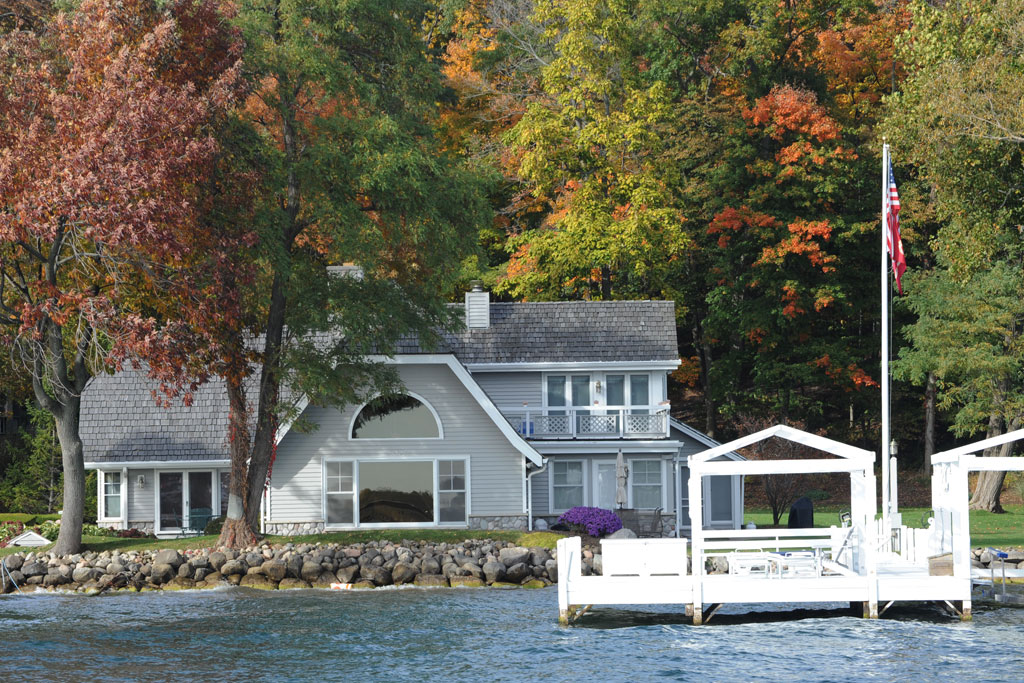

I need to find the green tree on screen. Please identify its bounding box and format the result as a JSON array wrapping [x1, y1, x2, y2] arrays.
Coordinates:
[[0, 405, 62, 514], [209, 0, 487, 546], [887, 0, 1024, 510]]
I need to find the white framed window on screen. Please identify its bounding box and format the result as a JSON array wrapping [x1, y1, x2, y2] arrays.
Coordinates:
[[102, 471, 122, 519], [438, 459, 467, 524], [325, 461, 355, 525], [322, 457, 469, 528], [631, 459, 662, 509], [551, 460, 584, 512], [349, 392, 442, 439], [544, 373, 652, 411]]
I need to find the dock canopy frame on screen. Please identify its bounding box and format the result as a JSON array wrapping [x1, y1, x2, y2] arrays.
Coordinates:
[[930, 428, 1024, 583]]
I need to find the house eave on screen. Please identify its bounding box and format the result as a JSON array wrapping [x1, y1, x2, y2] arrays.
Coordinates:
[[462, 360, 682, 372], [85, 459, 231, 469]]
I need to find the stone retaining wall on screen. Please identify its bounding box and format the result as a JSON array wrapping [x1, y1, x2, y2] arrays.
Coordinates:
[[1, 538, 559, 595]]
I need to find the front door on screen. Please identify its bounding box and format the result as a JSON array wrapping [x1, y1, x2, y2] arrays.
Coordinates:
[[158, 472, 184, 531], [594, 461, 617, 510]]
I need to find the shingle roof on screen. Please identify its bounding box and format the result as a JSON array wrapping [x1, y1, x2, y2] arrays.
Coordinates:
[[430, 300, 678, 363], [82, 300, 678, 464], [81, 370, 239, 464]]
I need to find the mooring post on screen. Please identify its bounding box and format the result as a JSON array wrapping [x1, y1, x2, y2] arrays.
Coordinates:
[[692, 603, 703, 626]]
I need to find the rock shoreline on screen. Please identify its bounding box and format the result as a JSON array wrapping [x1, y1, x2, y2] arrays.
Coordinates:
[[1, 539, 579, 595]]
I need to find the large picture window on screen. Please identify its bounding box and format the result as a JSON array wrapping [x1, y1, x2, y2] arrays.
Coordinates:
[[351, 394, 441, 439], [323, 458, 468, 527]]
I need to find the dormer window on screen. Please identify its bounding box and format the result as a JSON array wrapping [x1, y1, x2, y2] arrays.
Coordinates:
[[351, 393, 442, 439]]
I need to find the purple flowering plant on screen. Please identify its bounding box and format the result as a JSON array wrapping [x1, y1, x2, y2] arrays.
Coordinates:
[[558, 506, 622, 537]]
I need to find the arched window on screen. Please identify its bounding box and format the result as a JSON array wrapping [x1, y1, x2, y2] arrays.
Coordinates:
[[350, 393, 441, 439]]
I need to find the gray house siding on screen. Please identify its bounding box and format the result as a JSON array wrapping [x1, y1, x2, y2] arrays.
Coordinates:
[[268, 362, 526, 526], [471, 371, 543, 410]]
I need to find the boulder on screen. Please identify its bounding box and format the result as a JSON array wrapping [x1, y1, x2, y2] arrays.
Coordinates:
[[362, 566, 393, 587], [391, 562, 418, 585], [194, 568, 211, 582], [5, 555, 25, 571], [163, 577, 196, 591], [498, 547, 531, 568], [449, 575, 485, 588], [606, 528, 637, 540], [413, 574, 449, 588], [240, 574, 278, 590], [300, 561, 322, 584], [262, 560, 288, 582], [190, 556, 209, 570], [153, 550, 183, 569], [335, 564, 360, 584], [72, 567, 103, 584], [2, 570, 25, 593], [521, 578, 547, 589], [150, 563, 177, 585], [529, 548, 552, 566], [177, 563, 195, 579], [314, 571, 336, 588], [482, 561, 506, 584], [219, 560, 247, 577], [202, 571, 224, 586], [357, 549, 380, 566], [351, 580, 376, 590], [208, 552, 227, 572], [106, 562, 125, 575], [286, 555, 303, 579], [278, 578, 311, 590], [20, 561, 47, 578], [420, 557, 441, 575], [461, 563, 485, 580], [504, 562, 531, 584]]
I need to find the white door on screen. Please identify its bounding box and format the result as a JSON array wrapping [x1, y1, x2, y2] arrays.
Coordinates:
[[594, 461, 617, 510]]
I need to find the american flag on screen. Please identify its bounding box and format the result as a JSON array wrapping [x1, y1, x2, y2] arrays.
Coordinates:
[[884, 159, 906, 295]]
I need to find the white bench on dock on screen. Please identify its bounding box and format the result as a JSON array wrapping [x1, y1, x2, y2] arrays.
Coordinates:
[[601, 538, 689, 577]]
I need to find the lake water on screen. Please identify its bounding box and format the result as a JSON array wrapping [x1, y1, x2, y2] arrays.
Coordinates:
[[1, 587, 1022, 681]]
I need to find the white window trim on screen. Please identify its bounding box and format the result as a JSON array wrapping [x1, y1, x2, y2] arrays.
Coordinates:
[[97, 469, 126, 526], [153, 468, 223, 536], [347, 390, 444, 441], [541, 372, 654, 411], [629, 458, 665, 510], [549, 458, 586, 514], [321, 456, 471, 529]]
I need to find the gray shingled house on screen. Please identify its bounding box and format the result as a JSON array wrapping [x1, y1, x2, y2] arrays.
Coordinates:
[[82, 289, 743, 537]]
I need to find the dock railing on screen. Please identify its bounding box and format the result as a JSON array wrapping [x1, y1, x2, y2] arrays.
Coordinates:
[[698, 527, 860, 577]]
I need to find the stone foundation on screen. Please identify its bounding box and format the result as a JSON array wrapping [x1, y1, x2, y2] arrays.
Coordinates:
[[263, 522, 326, 536], [468, 515, 528, 531], [127, 522, 154, 534]]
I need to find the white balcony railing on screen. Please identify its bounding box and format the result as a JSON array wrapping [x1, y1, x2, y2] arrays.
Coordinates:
[[501, 407, 670, 440]]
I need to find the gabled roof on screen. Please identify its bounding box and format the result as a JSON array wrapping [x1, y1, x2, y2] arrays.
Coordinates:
[[692, 424, 874, 463], [669, 418, 744, 462], [398, 300, 679, 365]]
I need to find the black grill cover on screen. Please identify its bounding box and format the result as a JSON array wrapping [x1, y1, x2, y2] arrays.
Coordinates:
[[787, 496, 814, 529]]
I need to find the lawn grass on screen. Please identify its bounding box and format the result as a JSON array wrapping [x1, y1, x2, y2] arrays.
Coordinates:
[[742, 505, 1024, 549], [0, 513, 61, 524]]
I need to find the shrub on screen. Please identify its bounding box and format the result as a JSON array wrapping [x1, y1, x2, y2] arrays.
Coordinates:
[[204, 516, 224, 536], [35, 519, 60, 541], [557, 506, 622, 537], [0, 520, 26, 547], [804, 489, 830, 502]]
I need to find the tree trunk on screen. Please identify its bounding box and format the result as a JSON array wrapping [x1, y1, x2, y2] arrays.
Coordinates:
[[922, 371, 936, 473], [968, 416, 1018, 513], [51, 400, 84, 555], [693, 324, 715, 438], [216, 376, 261, 548]]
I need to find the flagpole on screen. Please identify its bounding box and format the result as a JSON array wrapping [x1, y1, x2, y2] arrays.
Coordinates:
[[880, 142, 891, 540]]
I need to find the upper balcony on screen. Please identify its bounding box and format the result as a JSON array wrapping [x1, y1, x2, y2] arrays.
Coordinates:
[[500, 406, 670, 440]]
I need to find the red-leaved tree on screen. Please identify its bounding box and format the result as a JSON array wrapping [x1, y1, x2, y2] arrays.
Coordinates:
[[0, 0, 239, 554]]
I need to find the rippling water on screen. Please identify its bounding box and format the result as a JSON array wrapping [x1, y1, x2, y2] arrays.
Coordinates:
[[2, 588, 1022, 681]]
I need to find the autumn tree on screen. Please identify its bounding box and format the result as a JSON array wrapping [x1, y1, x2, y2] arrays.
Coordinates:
[[0, 0, 239, 553], [209, 0, 487, 546]]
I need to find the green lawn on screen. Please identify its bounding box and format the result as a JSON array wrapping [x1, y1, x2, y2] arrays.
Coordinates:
[[742, 505, 1024, 549], [1, 528, 561, 559]]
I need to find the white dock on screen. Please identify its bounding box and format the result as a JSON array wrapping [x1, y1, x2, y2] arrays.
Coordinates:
[[557, 425, 1024, 625]]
